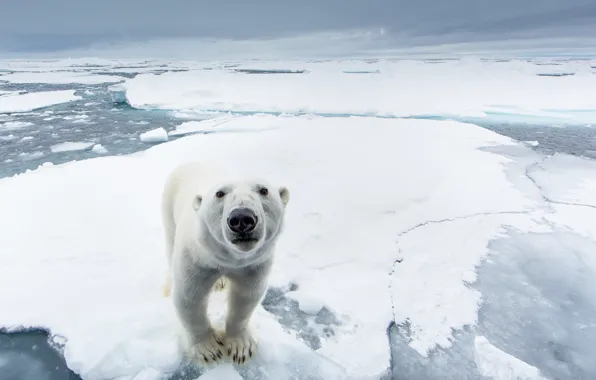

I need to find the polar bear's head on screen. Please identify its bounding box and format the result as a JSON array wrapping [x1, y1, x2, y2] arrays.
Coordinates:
[[195, 178, 290, 263]]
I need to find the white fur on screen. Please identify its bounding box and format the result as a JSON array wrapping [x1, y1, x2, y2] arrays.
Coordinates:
[[161, 161, 289, 366]]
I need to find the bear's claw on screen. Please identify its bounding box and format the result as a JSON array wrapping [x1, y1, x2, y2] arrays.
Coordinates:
[[189, 331, 226, 365], [225, 330, 257, 365]]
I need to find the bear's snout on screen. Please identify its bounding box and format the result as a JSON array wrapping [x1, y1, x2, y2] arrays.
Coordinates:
[[227, 208, 258, 233]]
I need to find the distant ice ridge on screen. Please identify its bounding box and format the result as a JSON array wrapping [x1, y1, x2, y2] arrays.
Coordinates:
[[0, 90, 81, 113], [115, 59, 596, 125], [1, 114, 595, 379]]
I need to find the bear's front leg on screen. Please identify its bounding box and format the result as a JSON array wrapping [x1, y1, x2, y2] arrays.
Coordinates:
[[224, 261, 272, 364], [172, 256, 224, 365]]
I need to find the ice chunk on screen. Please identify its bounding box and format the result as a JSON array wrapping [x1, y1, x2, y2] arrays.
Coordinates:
[[91, 144, 108, 154], [1, 121, 33, 130], [475, 336, 548, 380], [50, 142, 95, 153], [0, 134, 16, 141], [140, 127, 168, 143], [0, 90, 81, 113], [18, 151, 44, 160], [108, 84, 128, 104]]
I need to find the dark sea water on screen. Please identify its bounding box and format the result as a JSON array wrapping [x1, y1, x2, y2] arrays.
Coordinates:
[[2, 66, 596, 380]]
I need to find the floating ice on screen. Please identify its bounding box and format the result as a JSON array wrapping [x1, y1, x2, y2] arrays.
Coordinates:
[[140, 127, 169, 143], [0, 121, 33, 130], [118, 59, 596, 124], [0, 72, 124, 85], [18, 151, 44, 160], [107, 84, 128, 104], [50, 142, 95, 153], [91, 144, 108, 154], [474, 336, 548, 380], [0, 90, 81, 113]]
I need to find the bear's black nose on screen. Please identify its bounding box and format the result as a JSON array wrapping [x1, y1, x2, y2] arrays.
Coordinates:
[[227, 208, 258, 233]]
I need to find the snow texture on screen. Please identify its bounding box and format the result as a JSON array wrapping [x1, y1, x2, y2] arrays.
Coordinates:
[[0, 90, 81, 113]]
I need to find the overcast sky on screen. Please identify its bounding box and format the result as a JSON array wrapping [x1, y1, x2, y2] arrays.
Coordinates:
[[1, 0, 595, 53]]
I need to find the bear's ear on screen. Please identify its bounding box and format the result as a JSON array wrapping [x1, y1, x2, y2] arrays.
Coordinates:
[[192, 194, 202, 211], [279, 186, 290, 206]]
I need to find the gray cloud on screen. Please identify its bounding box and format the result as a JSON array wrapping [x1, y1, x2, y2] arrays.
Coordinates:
[[1, 0, 595, 53]]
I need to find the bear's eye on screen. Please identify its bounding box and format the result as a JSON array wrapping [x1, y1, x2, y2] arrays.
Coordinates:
[[259, 187, 269, 196], [215, 190, 226, 199]]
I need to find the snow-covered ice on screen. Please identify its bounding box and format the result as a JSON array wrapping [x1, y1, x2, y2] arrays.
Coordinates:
[[1, 57, 596, 380], [50, 142, 95, 153], [168, 115, 275, 137], [0, 115, 514, 378], [0, 72, 124, 85], [474, 336, 547, 380], [0, 90, 81, 113], [140, 127, 169, 143], [116, 59, 596, 124], [2, 112, 594, 379]]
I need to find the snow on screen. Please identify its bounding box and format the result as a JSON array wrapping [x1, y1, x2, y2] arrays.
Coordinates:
[[117, 59, 596, 124], [140, 127, 168, 143], [50, 142, 95, 153], [0, 114, 529, 379], [0, 90, 81, 113], [474, 336, 547, 380], [0, 72, 124, 85], [1, 58, 596, 379]]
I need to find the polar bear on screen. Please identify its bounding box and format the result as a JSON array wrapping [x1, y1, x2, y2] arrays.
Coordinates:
[[161, 161, 290, 366]]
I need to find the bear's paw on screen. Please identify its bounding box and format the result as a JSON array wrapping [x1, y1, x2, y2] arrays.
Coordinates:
[[225, 329, 258, 365], [188, 330, 226, 365]]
